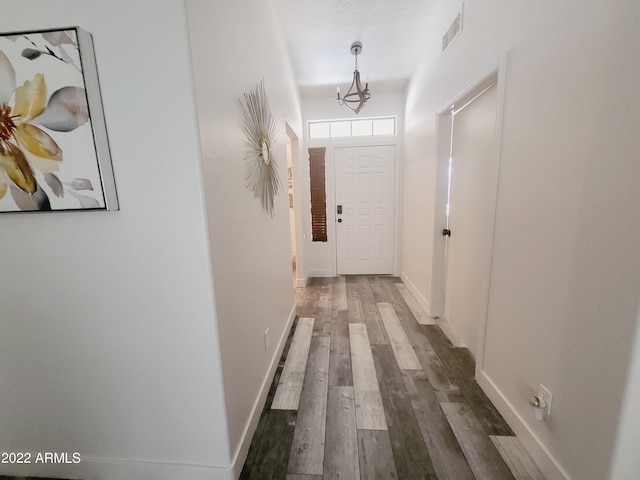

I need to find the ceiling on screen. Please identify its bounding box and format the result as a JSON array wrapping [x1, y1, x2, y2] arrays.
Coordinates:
[[273, 0, 435, 98]]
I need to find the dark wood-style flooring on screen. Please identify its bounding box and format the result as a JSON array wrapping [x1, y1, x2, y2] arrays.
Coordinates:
[[241, 276, 545, 480]]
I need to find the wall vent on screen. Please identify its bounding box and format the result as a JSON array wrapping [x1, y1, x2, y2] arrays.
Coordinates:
[[442, 4, 464, 52]]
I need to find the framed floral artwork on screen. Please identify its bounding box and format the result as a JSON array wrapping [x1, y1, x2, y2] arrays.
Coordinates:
[[0, 27, 118, 212]]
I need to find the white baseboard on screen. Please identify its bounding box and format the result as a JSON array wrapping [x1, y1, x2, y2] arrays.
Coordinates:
[[435, 317, 466, 348], [296, 272, 309, 287], [400, 272, 468, 348], [228, 305, 297, 478], [307, 269, 335, 278], [477, 370, 571, 480], [399, 272, 431, 315]]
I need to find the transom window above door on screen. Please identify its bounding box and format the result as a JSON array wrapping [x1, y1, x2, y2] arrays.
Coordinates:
[[308, 116, 396, 139]]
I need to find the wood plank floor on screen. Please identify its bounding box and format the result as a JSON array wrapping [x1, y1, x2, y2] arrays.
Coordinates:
[[241, 276, 545, 480], [272, 317, 315, 410]]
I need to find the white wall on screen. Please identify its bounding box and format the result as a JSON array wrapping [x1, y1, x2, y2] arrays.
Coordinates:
[[302, 92, 405, 276], [0, 1, 231, 479], [403, 1, 640, 479], [185, 0, 303, 474]]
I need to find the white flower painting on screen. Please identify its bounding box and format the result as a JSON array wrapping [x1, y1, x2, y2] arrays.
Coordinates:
[[0, 27, 117, 212]]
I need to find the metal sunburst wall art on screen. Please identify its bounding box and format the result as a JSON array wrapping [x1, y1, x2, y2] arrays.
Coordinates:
[[240, 80, 280, 218]]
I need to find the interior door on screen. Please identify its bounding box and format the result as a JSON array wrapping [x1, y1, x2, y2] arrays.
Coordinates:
[[443, 83, 498, 357], [335, 145, 395, 275]]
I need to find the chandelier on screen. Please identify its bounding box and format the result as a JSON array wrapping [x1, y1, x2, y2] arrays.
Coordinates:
[[336, 41, 370, 114]]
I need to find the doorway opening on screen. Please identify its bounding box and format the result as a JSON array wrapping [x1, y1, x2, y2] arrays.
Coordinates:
[[286, 122, 302, 288]]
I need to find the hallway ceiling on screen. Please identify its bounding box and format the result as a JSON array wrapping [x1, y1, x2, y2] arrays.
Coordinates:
[[273, 0, 434, 98]]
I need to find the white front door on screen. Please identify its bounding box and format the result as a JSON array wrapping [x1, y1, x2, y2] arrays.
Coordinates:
[[335, 145, 395, 275]]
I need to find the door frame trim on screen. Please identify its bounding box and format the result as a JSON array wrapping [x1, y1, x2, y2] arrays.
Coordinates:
[[332, 144, 399, 276], [430, 54, 508, 373]]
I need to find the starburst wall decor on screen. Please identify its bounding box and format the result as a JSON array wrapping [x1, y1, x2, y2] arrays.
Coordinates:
[[240, 80, 279, 217]]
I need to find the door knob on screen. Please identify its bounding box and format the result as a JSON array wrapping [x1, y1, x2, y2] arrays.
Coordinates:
[[338, 218, 342, 223], [442, 228, 451, 237]]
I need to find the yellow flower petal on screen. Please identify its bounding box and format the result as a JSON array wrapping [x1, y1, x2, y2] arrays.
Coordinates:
[[15, 123, 62, 161], [13, 73, 47, 122], [28, 154, 61, 174], [0, 142, 36, 194]]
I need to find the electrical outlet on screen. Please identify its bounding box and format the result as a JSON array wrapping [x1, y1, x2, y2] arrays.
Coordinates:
[[538, 384, 553, 415], [264, 328, 270, 350]]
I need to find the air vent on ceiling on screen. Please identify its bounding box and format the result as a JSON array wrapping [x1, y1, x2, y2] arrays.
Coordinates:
[[442, 4, 464, 52]]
